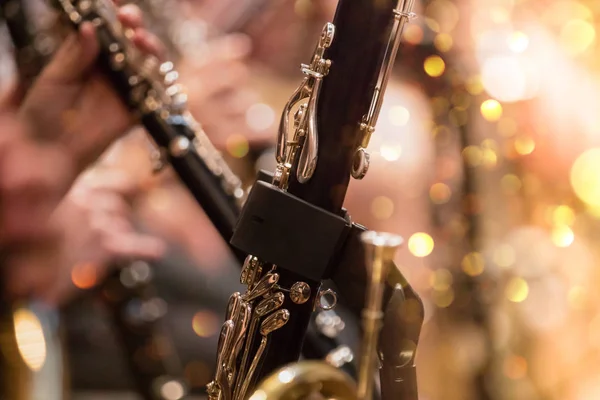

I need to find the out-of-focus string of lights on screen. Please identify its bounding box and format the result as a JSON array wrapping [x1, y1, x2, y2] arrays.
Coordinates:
[[371, 0, 600, 399]]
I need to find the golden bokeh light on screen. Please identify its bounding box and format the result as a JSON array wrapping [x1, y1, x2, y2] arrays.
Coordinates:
[[490, 6, 510, 24], [192, 310, 220, 338], [71, 262, 98, 289], [551, 225, 574, 247], [13, 308, 47, 371], [425, 0, 460, 33], [434, 33, 453, 52], [429, 182, 452, 204], [493, 244, 516, 268], [388, 105, 410, 126], [430, 268, 453, 291], [462, 145, 483, 167], [505, 277, 529, 303], [480, 99, 503, 122], [508, 31, 530, 53], [560, 19, 596, 55], [570, 148, 600, 207], [514, 137, 536, 155], [379, 145, 402, 162], [408, 233, 435, 258], [225, 134, 250, 159], [552, 205, 576, 226], [370, 196, 395, 220], [568, 286, 587, 310], [461, 252, 485, 277], [481, 148, 498, 169], [424, 55, 446, 78], [466, 75, 484, 95], [501, 174, 522, 194], [432, 287, 455, 308]]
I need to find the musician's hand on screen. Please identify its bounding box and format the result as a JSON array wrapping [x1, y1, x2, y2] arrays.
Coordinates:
[[46, 167, 166, 305], [0, 112, 73, 300], [18, 4, 165, 175], [179, 34, 274, 149]]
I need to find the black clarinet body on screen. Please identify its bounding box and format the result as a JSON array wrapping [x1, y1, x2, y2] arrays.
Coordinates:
[[100, 261, 187, 400], [205, 1, 422, 399]]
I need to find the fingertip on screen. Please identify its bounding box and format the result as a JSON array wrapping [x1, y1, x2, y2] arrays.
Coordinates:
[[118, 4, 144, 29], [132, 30, 166, 61], [79, 21, 96, 40]]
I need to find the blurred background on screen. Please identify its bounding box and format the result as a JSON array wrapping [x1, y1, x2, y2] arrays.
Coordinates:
[[3, 0, 600, 399]]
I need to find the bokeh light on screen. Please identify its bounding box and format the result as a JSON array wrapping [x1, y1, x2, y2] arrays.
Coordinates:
[[505, 277, 529, 303], [225, 134, 250, 158], [370, 196, 395, 220], [508, 32, 530, 53], [552, 205, 576, 226], [424, 55, 446, 77], [430, 268, 453, 291], [13, 308, 47, 371], [551, 225, 574, 247], [514, 137, 536, 155], [559, 19, 596, 56], [71, 262, 98, 289], [408, 233, 435, 258], [493, 244, 516, 268], [379, 144, 402, 162], [462, 252, 485, 276], [388, 105, 411, 127], [480, 99, 503, 122], [429, 182, 452, 204], [570, 148, 600, 207], [245, 103, 275, 132], [192, 310, 219, 338]]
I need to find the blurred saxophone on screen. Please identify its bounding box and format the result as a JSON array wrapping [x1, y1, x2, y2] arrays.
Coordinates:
[[248, 232, 404, 400]]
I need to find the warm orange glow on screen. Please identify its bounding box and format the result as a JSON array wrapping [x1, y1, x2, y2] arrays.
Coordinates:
[[429, 183, 452, 204], [71, 262, 98, 289], [13, 308, 46, 371], [192, 310, 220, 338], [503, 355, 528, 379]]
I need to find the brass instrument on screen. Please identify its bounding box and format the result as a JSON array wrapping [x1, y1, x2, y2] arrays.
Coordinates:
[[249, 231, 403, 400], [207, 0, 419, 399]]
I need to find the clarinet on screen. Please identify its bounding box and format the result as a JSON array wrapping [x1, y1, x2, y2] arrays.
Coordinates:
[[49, 1, 248, 398], [2, 1, 189, 398], [1, 0, 58, 94], [99, 260, 188, 400], [131, 0, 361, 378], [52, 0, 246, 244], [206, 1, 420, 399]]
